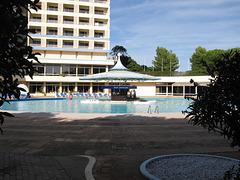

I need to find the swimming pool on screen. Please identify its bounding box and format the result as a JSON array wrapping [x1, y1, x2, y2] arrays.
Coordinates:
[[1, 98, 191, 114]]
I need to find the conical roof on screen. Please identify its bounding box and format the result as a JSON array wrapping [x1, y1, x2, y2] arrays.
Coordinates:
[[110, 53, 128, 71]]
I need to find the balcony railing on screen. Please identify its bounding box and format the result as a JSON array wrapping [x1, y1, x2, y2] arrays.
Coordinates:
[[79, 33, 88, 37], [94, 35, 103, 38], [47, 7, 58, 11], [95, 0, 107, 3], [95, 11, 106, 15], [94, 22, 106, 26], [79, 22, 89, 25], [63, 45, 73, 48], [63, 20, 74, 24], [79, 45, 89, 49], [47, 44, 57, 47], [80, 0, 89, 2], [29, 18, 41, 22], [63, 8, 74, 12], [30, 43, 41, 47], [94, 46, 104, 49], [47, 32, 57, 35], [63, 32, 73, 36], [47, 19, 58, 23], [80, 9, 89, 14]]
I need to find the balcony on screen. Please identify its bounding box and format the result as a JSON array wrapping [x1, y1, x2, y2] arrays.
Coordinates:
[[79, 0, 89, 2]]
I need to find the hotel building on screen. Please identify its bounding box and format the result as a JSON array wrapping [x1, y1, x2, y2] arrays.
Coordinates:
[[20, 0, 211, 97], [22, 0, 113, 95]]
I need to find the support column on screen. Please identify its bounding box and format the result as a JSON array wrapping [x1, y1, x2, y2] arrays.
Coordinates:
[[90, 82, 93, 93], [75, 82, 78, 92], [43, 82, 46, 93], [59, 82, 62, 93]]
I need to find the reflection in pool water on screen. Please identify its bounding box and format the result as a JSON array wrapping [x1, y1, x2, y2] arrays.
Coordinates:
[[1, 98, 191, 114]]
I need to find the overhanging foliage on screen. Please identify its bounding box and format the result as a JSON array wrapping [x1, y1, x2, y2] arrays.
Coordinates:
[[184, 48, 240, 148]]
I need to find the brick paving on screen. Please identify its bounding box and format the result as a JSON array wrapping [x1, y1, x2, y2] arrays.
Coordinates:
[[0, 113, 239, 180]]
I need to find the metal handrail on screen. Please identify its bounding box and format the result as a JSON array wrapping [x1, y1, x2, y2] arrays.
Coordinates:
[[147, 105, 152, 114]]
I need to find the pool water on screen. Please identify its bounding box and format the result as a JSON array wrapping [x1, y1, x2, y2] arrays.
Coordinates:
[[1, 98, 191, 114]]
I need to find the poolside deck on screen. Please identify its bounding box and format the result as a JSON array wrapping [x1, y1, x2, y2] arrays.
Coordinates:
[[0, 112, 239, 179]]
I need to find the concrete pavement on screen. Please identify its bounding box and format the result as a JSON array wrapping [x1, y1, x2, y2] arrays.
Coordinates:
[[0, 111, 239, 180]]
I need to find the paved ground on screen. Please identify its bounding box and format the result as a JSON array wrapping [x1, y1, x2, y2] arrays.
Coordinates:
[[0, 111, 239, 180]]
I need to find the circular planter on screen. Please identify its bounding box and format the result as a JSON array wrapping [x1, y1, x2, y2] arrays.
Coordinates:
[[140, 154, 240, 180]]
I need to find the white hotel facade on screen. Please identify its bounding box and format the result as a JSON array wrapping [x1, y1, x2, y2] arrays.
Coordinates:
[[20, 0, 211, 97]]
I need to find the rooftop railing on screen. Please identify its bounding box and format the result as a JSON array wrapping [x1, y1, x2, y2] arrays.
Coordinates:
[[95, 0, 107, 3]]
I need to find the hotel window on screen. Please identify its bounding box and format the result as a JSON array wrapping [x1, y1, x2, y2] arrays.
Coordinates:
[[79, 42, 89, 49], [62, 65, 76, 76], [79, 31, 88, 37], [46, 64, 60, 76], [33, 64, 44, 76], [47, 16, 58, 23], [63, 17, 74, 24], [95, 9, 105, 15], [63, 30, 73, 36], [93, 83, 104, 93], [94, 43, 104, 49], [77, 83, 90, 93], [173, 86, 183, 96], [78, 65, 91, 76], [63, 41, 73, 48], [185, 86, 196, 96], [46, 83, 59, 93], [79, 7, 89, 14], [94, 21, 104, 26], [30, 28, 41, 34], [94, 32, 104, 38], [63, 6, 74, 12], [30, 39, 41, 47], [79, 19, 89, 25], [62, 83, 75, 93], [30, 15, 41, 22], [29, 82, 44, 93], [47, 5, 58, 11], [93, 66, 105, 74], [47, 40, 57, 47]]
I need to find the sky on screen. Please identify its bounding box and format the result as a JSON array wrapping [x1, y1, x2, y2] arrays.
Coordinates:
[[110, 0, 240, 71]]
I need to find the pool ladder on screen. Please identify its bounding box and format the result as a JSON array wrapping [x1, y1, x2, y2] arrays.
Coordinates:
[[147, 105, 159, 114], [147, 105, 152, 114]]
